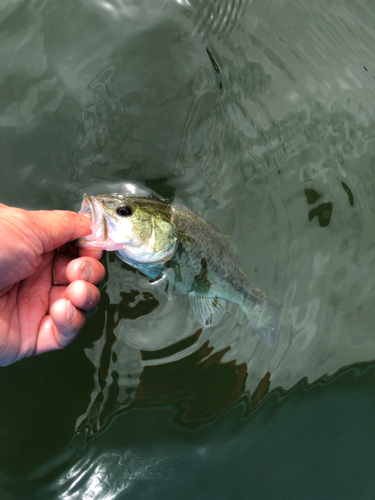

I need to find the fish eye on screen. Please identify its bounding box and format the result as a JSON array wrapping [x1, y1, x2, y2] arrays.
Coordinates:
[[116, 205, 133, 217]]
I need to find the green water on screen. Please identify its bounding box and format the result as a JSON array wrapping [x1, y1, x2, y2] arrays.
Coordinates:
[[1, 0, 375, 498]]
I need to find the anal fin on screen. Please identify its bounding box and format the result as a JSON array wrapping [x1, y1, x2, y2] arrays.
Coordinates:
[[188, 293, 226, 328]]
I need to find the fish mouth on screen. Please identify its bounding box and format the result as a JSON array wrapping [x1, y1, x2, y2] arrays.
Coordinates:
[[76, 193, 108, 248], [79, 194, 96, 224]]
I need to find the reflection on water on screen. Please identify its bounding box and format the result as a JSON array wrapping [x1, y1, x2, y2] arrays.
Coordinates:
[[57, 450, 167, 500], [81, 325, 251, 434], [1, 0, 375, 497], [78, 263, 253, 435]]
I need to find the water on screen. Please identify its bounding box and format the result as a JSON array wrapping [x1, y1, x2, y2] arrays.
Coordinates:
[[1, 0, 375, 498]]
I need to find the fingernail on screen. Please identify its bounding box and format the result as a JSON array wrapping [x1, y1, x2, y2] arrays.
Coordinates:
[[86, 286, 94, 306], [66, 300, 76, 322], [80, 260, 94, 282]]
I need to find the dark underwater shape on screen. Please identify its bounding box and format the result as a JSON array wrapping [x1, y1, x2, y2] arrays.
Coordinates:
[[308, 202, 333, 227], [342, 181, 354, 206], [305, 187, 322, 205]]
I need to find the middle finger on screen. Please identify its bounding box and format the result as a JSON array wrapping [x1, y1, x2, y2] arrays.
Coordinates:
[[53, 255, 74, 285]]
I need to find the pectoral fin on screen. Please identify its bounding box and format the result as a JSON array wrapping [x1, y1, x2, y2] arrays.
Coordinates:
[[188, 293, 226, 328]]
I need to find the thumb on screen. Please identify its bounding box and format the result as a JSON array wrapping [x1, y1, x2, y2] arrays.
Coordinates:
[[30, 210, 92, 253]]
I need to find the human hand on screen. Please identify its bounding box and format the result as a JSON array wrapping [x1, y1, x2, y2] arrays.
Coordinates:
[[0, 203, 105, 366]]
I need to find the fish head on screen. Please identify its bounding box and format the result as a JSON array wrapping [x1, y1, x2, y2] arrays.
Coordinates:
[[77, 193, 177, 264]]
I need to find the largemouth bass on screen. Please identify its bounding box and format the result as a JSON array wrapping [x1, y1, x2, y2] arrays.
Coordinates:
[[77, 193, 282, 347]]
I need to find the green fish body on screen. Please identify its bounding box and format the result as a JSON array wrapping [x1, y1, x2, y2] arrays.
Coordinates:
[[77, 194, 282, 347]]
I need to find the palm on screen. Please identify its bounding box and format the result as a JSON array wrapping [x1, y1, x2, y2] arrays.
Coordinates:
[[1, 251, 55, 362]]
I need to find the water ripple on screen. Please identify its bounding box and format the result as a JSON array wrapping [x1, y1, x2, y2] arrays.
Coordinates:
[[2, 1, 375, 472], [190, 0, 246, 40]]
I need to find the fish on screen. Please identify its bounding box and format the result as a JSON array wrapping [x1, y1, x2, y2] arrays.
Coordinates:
[[77, 193, 282, 347]]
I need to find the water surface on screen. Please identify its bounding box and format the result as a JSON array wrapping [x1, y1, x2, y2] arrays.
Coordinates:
[[1, 0, 375, 498]]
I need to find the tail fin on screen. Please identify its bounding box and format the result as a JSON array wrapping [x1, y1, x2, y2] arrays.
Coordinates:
[[242, 296, 282, 347]]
